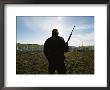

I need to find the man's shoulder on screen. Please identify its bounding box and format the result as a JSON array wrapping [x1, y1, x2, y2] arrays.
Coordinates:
[[45, 36, 64, 42], [58, 36, 64, 41], [45, 37, 52, 42]]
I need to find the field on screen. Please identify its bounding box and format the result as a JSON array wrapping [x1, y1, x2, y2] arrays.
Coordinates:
[[16, 50, 94, 74]]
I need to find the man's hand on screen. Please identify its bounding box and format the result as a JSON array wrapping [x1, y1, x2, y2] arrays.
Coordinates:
[[65, 42, 69, 52], [65, 42, 68, 46]]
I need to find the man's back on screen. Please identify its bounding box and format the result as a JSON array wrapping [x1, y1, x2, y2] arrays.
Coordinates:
[[44, 36, 66, 60], [44, 29, 68, 74]]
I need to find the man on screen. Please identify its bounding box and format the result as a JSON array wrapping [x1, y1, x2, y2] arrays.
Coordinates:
[[44, 29, 68, 74]]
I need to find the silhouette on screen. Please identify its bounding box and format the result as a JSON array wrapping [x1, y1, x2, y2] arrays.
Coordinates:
[[44, 29, 69, 74]]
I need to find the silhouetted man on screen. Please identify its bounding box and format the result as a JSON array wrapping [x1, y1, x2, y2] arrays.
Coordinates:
[[44, 29, 68, 74]]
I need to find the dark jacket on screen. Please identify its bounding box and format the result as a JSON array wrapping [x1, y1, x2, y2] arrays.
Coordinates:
[[44, 36, 68, 60]]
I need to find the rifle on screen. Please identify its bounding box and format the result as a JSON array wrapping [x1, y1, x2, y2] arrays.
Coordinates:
[[66, 26, 75, 43]]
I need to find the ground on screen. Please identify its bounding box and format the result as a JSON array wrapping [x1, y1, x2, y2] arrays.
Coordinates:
[[16, 50, 94, 74]]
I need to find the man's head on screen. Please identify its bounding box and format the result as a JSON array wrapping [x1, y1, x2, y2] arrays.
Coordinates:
[[52, 29, 59, 36]]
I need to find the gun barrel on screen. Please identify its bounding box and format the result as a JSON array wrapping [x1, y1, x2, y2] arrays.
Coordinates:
[[67, 26, 75, 43]]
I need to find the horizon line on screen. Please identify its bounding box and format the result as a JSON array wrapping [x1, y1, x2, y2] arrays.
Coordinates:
[[16, 43, 94, 47]]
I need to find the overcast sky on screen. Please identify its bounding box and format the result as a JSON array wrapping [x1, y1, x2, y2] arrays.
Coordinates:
[[17, 16, 94, 47]]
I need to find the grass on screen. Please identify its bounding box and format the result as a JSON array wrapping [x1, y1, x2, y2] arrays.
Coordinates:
[[16, 50, 94, 74]]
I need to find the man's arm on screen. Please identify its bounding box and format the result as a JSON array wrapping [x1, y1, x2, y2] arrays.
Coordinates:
[[61, 37, 69, 52], [64, 42, 69, 52], [44, 40, 49, 59]]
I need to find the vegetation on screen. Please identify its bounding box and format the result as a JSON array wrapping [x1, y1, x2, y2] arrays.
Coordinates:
[[16, 50, 94, 74]]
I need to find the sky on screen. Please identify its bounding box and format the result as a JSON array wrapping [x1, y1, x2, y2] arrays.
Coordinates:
[[17, 16, 94, 47]]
